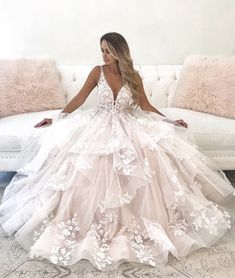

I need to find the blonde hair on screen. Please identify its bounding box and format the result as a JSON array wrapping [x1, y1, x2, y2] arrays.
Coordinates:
[[100, 32, 141, 107]]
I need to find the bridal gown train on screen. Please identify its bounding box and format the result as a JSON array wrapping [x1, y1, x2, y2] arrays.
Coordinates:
[[0, 65, 235, 270]]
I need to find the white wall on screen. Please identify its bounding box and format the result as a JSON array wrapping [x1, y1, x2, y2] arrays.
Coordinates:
[[0, 0, 234, 64]]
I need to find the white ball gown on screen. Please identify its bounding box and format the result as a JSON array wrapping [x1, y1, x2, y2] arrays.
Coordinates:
[[0, 65, 235, 271]]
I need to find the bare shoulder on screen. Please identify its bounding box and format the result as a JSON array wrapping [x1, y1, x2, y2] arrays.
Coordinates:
[[89, 65, 101, 84], [92, 65, 101, 72]]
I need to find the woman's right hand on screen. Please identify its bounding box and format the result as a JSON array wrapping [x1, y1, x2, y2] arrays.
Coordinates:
[[34, 118, 52, 128]]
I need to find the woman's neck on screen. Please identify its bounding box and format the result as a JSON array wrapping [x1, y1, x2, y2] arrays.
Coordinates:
[[106, 62, 121, 75]]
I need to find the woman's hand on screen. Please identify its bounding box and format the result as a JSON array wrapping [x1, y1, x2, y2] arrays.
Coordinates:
[[174, 119, 188, 128], [34, 118, 52, 128]]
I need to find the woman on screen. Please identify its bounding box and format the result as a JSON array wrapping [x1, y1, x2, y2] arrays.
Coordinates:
[[0, 32, 234, 271]]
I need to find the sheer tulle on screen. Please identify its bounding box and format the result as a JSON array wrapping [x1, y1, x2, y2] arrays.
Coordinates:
[[0, 66, 234, 270]]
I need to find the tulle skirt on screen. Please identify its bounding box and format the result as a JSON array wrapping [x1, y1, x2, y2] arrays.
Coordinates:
[[0, 108, 234, 270]]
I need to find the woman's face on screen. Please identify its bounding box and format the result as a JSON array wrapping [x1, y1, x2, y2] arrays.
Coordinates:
[[101, 40, 117, 65]]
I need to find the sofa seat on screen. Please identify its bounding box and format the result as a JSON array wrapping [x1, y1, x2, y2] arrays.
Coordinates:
[[0, 109, 61, 150], [0, 109, 61, 171], [160, 107, 235, 169]]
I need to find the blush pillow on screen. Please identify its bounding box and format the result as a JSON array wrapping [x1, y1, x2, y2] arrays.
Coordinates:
[[0, 58, 66, 117], [171, 55, 235, 119]]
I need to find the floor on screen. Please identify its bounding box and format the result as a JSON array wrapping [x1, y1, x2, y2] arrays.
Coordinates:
[[0, 171, 235, 278]]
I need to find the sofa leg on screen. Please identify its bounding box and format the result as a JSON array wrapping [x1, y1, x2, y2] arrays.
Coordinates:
[[224, 170, 235, 186], [0, 171, 16, 188]]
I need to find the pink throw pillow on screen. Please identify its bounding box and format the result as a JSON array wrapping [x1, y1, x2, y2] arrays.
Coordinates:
[[0, 58, 66, 117], [171, 55, 235, 119]]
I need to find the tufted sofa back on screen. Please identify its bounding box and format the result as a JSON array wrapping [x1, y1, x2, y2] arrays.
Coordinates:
[[57, 65, 183, 109]]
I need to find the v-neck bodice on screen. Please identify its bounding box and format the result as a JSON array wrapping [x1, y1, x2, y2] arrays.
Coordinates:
[[97, 65, 132, 113], [100, 66, 124, 100]]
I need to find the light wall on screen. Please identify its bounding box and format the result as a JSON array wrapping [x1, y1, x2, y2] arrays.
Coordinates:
[[0, 0, 234, 64]]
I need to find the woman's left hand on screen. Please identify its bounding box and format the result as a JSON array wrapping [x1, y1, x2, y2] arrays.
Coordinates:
[[174, 119, 188, 128]]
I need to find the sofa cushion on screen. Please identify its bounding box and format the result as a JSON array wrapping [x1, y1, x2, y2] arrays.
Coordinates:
[[0, 109, 61, 151], [0, 58, 66, 118], [159, 107, 235, 149]]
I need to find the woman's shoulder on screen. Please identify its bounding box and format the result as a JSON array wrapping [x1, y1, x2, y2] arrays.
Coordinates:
[[88, 65, 101, 76], [91, 65, 101, 72], [89, 65, 102, 84]]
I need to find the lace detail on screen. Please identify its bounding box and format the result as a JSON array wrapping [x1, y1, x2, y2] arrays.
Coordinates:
[[134, 117, 173, 151], [168, 191, 232, 237], [47, 161, 70, 191], [190, 204, 231, 235], [49, 214, 80, 265], [144, 218, 175, 251], [127, 223, 156, 266], [120, 192, 133, 205], [169, 218, 188, 236], [75, 155, 92, 171], [95, 119, 122, 155], [90, 223, 113, 269], [97, 66, 132, 114], [30, 213, 80, 266], [32, 212, 55, 243], [98, 201, 118, 224], [143, 157, 155, 184], [136, 117, 156, 128], [168, 190, 189, 236], [116, 147, 137, 175], [171, 190, 185, 210], [126, 218, 173, 266], [69, 139, 87, 153]]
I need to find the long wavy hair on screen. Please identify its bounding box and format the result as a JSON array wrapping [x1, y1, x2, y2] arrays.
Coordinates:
[[100, 32, 141, 107]]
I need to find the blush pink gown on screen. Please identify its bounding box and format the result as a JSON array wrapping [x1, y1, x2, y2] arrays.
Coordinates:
[[0, 65, 234, 270]]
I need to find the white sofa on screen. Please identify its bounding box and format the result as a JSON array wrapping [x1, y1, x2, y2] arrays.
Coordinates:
[[0, 64, 235, 172]]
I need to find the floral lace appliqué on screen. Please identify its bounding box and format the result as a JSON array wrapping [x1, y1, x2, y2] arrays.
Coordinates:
[[98, 200, 118, 224], [90, 223, 113, 270], [75, 155, 92, 171], [32, 212, 55, 243], [171, 190, 185, 210], [168, 190, 189, 236], [143, 157, 155, 184], [127, 220, 156, 266], [49, 214, 80, 265], [169, 219, 188, 236], [116, 147, 137, 175], [120, 192, 133, 205], [190, 204, 231, 235], [46, 161, 70, 191], [97, 68, 132, 114]]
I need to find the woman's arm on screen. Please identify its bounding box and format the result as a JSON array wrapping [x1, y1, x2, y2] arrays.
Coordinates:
[[137, 73, 188, 128], [34, 66, 100, 128], [61, 65, 100, 113]]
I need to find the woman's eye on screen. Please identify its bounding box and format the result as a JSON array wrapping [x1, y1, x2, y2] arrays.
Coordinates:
[[101, 49, 110, 54]]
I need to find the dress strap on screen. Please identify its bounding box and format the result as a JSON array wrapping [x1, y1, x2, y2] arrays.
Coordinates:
[[98, 65, 104, 84], [100, 65, 104, 75]]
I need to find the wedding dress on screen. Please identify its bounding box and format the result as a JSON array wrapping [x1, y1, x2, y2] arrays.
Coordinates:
[[0, 65, 234, 270]]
